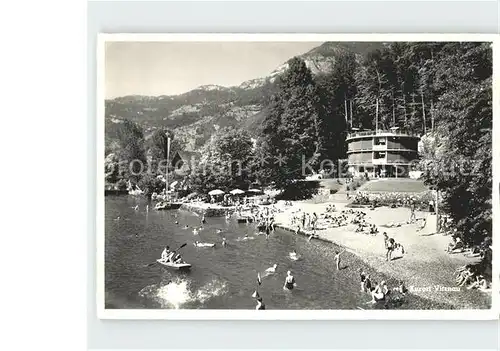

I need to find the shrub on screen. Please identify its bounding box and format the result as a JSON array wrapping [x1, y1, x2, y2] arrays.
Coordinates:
[[276, 180, 320, 200], [116, 179, 128, 190], [352, 191, 434, 210]]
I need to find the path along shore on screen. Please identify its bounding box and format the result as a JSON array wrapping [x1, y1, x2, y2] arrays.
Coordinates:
[[272, 200, 491, 309]]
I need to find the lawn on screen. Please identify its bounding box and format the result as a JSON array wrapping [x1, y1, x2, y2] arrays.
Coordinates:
[[357, 178, 429, 193]]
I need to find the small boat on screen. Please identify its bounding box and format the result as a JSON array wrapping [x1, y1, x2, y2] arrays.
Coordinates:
[[194, 242, 216, 248], [156, 259, 192, 270]]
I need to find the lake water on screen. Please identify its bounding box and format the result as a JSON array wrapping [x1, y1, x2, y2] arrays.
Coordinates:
[[104, 196, 450, 310]]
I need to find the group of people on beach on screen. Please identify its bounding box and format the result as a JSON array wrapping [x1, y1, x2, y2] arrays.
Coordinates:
[[455, 264, 490, 291], [359, 268, 408, 304]]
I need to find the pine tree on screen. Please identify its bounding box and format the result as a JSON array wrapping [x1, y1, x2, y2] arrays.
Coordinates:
[[423, 42, 492, 254], [258, 57, 327, 189]]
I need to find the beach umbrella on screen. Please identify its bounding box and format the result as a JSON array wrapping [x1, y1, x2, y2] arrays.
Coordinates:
[[230, 189, 245, 195], [247, 188, 262, 193], [208, 189, 225, 196]]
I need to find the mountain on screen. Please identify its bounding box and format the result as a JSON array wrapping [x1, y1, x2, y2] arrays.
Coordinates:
[[105, 42, 385, 152]]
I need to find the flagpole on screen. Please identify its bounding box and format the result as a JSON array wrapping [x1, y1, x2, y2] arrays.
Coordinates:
[[166, 137, 171, 199]]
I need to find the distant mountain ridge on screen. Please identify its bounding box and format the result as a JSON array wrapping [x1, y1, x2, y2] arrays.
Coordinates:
[[105, 42, 385, 153]]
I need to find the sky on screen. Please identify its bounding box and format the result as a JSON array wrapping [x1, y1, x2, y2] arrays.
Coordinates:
[[105, 42, 321, 98]]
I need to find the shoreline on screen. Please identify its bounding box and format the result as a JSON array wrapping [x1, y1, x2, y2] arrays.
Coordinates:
[[272, 201, 491, 309], [156, 196, 490, 309]]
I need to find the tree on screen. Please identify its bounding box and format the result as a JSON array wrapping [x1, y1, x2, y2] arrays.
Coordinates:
[[115, 120, 146, 183], [422, 42, 492, 257], [257, 57, 328, 190], [315, 50, 356, 162], [137, 174, 165, 197], [189, 127, 255, 193]]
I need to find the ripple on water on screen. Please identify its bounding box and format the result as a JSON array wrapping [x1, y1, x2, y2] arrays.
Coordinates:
[[139, 277, 228, 309]]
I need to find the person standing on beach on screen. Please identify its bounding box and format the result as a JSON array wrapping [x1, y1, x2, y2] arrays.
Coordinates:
[[409, 201, 416, 223], [383, 232, 394, 261], [359, 269, 367, 292], [334, 250, 345, 270], [364, 274, 372, 292]]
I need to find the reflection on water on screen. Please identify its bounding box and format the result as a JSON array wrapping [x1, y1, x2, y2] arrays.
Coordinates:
[[105, 196, 451, 310]]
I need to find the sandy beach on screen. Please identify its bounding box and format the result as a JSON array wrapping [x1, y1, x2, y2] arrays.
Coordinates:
[[273, 198, 491, 309]]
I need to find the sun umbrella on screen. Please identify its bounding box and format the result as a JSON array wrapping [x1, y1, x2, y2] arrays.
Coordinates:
[[230, 189, 245, 195], [208, 189, 225, 196], [247, 188, 262, 193]]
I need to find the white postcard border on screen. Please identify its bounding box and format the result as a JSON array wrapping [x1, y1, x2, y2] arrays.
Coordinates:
[[96, 33, 499, 320]]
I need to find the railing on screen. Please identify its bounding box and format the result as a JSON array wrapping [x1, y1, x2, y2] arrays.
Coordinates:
[[347, 130, 420, 139], [348, 160, 416, 165], [346, 148, 418, 154]]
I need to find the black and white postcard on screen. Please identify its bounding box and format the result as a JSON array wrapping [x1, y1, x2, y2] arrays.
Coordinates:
[[97, 34, 498, 319]]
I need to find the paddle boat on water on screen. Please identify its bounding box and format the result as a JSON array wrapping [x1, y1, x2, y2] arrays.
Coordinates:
[[156, 258, 192, 270], [155, 244, 191, 270]]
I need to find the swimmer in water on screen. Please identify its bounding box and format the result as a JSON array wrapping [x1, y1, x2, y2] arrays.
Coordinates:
[[283, 270, 295, 290], [222, 237, 227, 247], [265, 264, 278, 274], [183, 225, 189, 229], [255, 297, 265, 310], [175, 221, 179, 224]]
